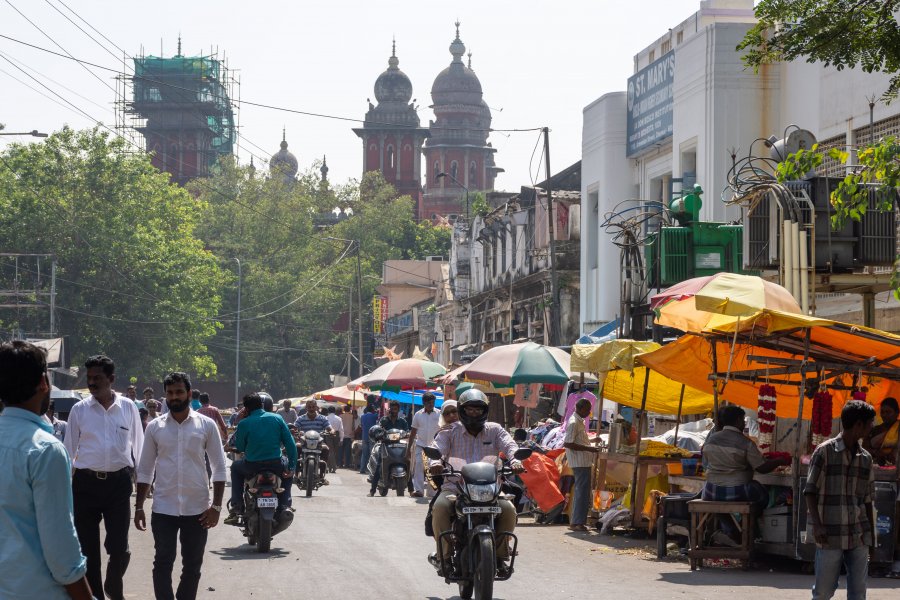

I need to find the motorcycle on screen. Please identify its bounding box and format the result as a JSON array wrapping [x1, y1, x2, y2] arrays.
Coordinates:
[[376, 428, 409, 497], [296, 429, 327, 497], [422, 446, 532, 600], [234, 468, 293, 553]]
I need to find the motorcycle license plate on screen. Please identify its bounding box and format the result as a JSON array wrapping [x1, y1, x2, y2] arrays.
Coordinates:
[[462, 506, 501, 514], [256, 497, 278, 508]]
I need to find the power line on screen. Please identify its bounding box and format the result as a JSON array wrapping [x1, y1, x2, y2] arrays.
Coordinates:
[[0, 32, 545, 134]]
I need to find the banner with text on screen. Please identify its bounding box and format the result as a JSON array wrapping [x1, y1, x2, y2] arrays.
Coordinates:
[[626, 50, 674, 157], [372, 296, 387, 334]]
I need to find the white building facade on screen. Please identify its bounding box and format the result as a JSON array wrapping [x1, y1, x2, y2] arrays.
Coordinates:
[[581, 0, 900, 334]]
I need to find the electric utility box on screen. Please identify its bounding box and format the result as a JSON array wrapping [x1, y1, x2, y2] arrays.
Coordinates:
[[646, 184, 746, 287]]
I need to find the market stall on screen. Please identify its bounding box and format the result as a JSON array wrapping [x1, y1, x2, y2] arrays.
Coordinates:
[[638, 309, 900, 562], [570, 340, 715, 528]]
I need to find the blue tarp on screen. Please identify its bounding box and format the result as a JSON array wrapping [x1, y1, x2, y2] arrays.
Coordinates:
[[379, 389, 444, 408], [577, 319, 619, 344]]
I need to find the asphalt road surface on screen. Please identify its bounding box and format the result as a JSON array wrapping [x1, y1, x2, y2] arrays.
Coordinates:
[[115, 468, 900, 599]]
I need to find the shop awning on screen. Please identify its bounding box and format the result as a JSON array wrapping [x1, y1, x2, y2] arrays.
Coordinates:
[[602, 367, 714, 416], [636, 309, 900, 419]]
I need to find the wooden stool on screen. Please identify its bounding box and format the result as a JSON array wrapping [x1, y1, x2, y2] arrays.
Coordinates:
[[687, 500, 754, 570]]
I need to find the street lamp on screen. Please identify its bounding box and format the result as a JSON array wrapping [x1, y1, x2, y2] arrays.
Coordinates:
[[0, 130, 48, 137], [233, 258, 242, 408], [436, 171, 470, 223]]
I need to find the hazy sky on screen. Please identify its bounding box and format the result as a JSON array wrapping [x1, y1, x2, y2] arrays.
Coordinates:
[[0, 0, 706, 192]]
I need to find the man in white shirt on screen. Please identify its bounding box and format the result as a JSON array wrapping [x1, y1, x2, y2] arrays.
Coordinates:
[[64, 354, 143, 600], [407, 392, 441, 498], [326, 406, 344, 443], [133, 372, 226, 600], [563, 398, 599, 532]]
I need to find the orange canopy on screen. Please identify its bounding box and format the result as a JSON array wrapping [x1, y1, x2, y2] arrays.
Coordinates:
[[636, 310, 900, 419]]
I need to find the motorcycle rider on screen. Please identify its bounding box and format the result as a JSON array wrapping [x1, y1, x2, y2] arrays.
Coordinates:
[[379, 399, 409, 432], [224, 393, 297, 526], [428, 389, 522, 576], [294, 399, 332, 480]]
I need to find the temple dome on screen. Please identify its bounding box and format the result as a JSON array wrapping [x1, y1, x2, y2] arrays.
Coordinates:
[[270, 137, 298, 180], [431, 24, 483, 107], [374, 43, 413, 104]]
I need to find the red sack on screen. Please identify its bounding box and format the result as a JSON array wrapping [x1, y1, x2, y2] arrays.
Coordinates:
[[518, 452, 565, 513]]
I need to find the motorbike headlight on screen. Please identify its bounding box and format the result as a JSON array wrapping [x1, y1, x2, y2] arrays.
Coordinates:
[[306, 439, 319, 449], [387, 431, 401, 442], [466, 483, 498, 503]]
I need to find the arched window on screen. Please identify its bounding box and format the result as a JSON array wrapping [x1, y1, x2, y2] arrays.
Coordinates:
[[469, 161, 477, 186], [434, 161, 440, 181], [386, 145, 395, 170], [450, 161, 459, 180]]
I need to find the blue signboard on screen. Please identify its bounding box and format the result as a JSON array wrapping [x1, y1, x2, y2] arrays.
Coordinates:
[[626, 50, 675, 157]]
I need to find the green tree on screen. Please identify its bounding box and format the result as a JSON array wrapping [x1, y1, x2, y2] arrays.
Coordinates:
[[195, 168, 429, 398], [0, 127, 225, 379], [740, 1, 900, 293], [740, 0, 900, 100]]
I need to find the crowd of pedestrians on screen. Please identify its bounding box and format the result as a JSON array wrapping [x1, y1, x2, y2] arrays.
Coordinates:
[[0, 341, 231, 600]]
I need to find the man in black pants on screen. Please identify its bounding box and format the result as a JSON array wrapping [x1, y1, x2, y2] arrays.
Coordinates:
[[64, 355, 144, 600], [134, 372, 227, 600]]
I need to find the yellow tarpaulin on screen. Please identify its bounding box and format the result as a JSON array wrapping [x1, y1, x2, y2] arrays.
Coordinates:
[[602, 367, 715, 415], [570, 341, 660, 373]]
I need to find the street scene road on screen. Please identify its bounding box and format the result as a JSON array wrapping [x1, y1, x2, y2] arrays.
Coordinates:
[[117, 470, 898, 600]]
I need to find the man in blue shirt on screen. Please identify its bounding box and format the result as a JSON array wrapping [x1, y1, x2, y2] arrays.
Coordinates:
[[224, 393, 297, 525], [0, 341, 94, 600], [294, 399, 333, 479], [358, 401, 379, 473]]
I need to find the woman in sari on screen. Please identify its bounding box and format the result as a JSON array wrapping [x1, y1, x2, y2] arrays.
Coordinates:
[[864, 396, 899, 466]]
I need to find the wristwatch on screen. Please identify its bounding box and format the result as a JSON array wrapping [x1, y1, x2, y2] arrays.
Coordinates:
[[210, 505, 222, 512]]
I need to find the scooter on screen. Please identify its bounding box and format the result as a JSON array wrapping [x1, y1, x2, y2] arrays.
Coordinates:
[[423, 446, 533, 600], [377, 428, 409, 497]]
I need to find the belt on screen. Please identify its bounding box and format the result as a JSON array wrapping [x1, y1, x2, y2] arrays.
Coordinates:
[[75, 467, 131, 480]]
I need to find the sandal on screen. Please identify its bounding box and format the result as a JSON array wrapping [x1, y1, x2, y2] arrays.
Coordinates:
[[568, 524, 589, 532], [886, 571, 900, 579]]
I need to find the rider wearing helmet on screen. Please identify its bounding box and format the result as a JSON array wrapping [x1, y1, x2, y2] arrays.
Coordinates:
[[224, 392, 297, 525], [427, 389, 522, 574], [260, 392, 275, 413]]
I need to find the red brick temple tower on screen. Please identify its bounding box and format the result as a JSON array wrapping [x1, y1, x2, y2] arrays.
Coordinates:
[[353, 41, 429, 213]]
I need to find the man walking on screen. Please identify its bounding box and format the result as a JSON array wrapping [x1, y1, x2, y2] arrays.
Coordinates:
[[46, 399, 68, 442], [64, 355, 143, 600], [805, 399, 877, 600], [359, 404, 379, 473], [134, 372, 226, 600], [276, 399, 297, 425], [339, 405, 354, 468], [196, 392, 227, 442], [407, 392, 440, 497], [0, 341, 94, 600], [563, 398, 599, 532]]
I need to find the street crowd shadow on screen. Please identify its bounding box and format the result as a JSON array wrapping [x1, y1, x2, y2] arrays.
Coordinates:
[[210, 545, 291, 561]]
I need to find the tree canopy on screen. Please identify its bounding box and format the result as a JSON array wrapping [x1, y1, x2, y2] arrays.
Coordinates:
[[0, 127, 225, 378], [0, 128, 449, 397], [740, 0, 900, 100]]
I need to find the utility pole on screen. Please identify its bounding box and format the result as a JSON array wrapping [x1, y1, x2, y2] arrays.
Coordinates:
[[356, 240, 364, 378], [233, 258, 242, 408], [543, 127, 560, 346], [347, 285, 353, 377], [49, 258, 57, 337]]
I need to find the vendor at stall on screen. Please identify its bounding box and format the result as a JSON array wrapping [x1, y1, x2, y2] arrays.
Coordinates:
[[701, 405, 791, 511], [863, 396, 899, 466]]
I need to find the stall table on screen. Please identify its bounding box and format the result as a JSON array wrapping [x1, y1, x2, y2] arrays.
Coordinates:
[[595, 451, 684, 528], [668, 469, 899, 563]]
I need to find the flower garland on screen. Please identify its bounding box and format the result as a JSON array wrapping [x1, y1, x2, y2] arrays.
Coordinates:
[[757, 384, 777, 453], [811, 390, 833, 447]]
